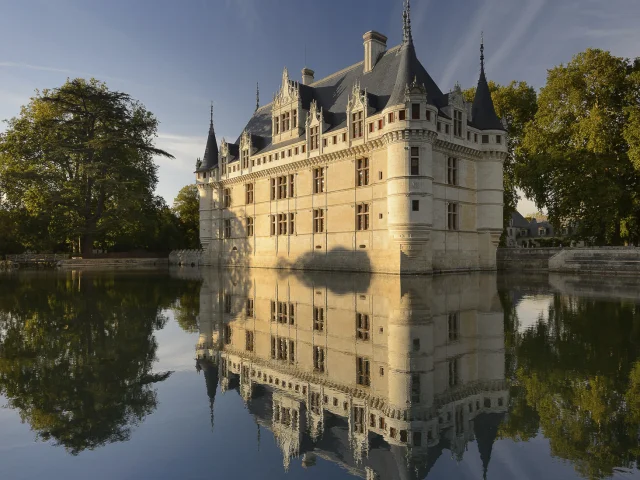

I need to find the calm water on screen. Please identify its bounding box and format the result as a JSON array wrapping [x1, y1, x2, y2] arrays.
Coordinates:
[[0, 269, 639, 480]]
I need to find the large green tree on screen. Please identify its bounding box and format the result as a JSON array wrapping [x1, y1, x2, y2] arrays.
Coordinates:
[[464, 81, 538, 237], [172, 184, 201, 249], [0, 78, 173, 257], [518, 49, 640, 245]]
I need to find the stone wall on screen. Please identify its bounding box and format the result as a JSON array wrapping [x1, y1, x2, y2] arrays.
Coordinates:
[[58, 258, 168, 269], [549, 247, 640, 274], [497, 248, 561, 271]]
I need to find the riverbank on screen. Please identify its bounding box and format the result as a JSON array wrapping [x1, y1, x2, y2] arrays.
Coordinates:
[[57, 258, 168, 269]]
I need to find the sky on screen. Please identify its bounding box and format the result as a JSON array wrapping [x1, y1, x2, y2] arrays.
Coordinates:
[[1, 0, 639, 215]]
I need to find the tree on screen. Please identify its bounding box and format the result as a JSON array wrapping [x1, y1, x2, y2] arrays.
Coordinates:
[[518, 49, 640, 245], [172, 184, 201, 249], [0, 78, 173, 257], [464, 81, 538, 239]]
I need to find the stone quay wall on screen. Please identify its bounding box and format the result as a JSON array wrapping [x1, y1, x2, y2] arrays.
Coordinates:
[[497, 248, 561, 271], [58, 258, 168, 269]]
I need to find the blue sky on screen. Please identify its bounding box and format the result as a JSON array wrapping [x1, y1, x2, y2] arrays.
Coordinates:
[[1, 0, 638, 214]]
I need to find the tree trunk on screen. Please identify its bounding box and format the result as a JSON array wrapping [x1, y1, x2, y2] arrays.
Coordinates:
[[81, 234, 94, 258]]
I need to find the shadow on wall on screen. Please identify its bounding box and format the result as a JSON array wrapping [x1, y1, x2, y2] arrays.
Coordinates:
[[275, 247, 372, 293]]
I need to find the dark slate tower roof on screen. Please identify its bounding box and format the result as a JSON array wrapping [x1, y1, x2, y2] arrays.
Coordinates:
[[472, 40, 504, 131], [473, 412, 505, 479], [197, 105, 219, 171]]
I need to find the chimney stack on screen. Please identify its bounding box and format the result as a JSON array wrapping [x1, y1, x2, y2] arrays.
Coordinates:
[[363, 31, 387, 73], [301, 67, 315, 85]]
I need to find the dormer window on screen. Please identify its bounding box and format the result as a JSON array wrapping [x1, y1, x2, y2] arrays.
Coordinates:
[[275, 117, 280, 135], [282, 112, 290, 131], [310, 126, 319, 150], [454, 110, 463, 137], [412, 103, 420, 120], [352, 111, 363, 138], [399, 109, 406, 121], [292, 109, 297, 128], [241, 149, 249, 169]]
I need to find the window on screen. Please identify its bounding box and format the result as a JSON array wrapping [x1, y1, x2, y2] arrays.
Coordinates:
[[313, 167, 325, 193], [352, 111, 363, 138], [412, 200, 419, 211], [412, 103, 420, 119], [292, 109, 297, 128], [356, 158, 369, 186], [245, 183, 254, 204], [388, 112, 395, 123], [278, 213, 287, 235], [274, 116, 280, 135], [313, 209, 325, 233], [270, 215, 276, 236], [356, 356, 370, 386], [378, 118, 383, 129], [357, 203, 370, 231], [273, 301, 295, 324], [246, 298, 254, 317], [289, 212, 295, 235], [223, 188, 231, 208], [323, 138, 327, 147], [313, 346, 325, 373], [447, 202, 459, 231], [246, 217, 254, 236], [224, 293, 232, 314], [448, 358, 460, 387], [302, 144, 306, 153], [482, 134, 489, 144], [467, 131, 471, 140], [496, 134, 502, 144], [310, 392, 321, 414], [399, 109, 406, 120], [313, 307, 324, 331], [277, 176, 287, 199], [310, 126, 319, 150], [379, 417, 386, 430], [289, 174, 295, 197], [224, 324, 232, 345], [369, 122, 374, 133], [454, 110, 463, 137], [447, 157, 458, 185], [342, 132, 347, 142], [354, 406, 365, 433], [272, 336, 295, 363], [410, 147, 419, 175], [288, 149, 292, 157], [246, 331, 254, 352], [437, 122, 441, 132], [294, 147, 299, 155], [224, 219, 231, 238], [474, 133, 478, 143], [426, 110, 431, 121], [411, 374, 420, 403], [242, 148, 249, 169], [448, 312, 460, 342], [356, 313, 370, 340], [445, 124, 450, 134], [282, 111, 290, 131]]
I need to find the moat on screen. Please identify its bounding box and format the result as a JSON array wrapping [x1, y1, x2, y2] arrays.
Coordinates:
[[1, 269, 639, 480]]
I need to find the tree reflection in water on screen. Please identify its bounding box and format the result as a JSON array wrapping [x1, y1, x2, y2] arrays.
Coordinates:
[[0, 271, 197, 455], [500, 290, 640, 479]]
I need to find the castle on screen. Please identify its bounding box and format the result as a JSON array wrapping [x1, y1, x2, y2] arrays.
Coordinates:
[[194, 2, 507, 274], [187, 267, 507, 478]]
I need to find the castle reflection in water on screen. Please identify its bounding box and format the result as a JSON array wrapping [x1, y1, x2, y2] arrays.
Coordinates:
[[189, 268, 506, 479]]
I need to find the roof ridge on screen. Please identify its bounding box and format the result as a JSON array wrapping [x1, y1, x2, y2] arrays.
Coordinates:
[[309, 44, 402, 87]]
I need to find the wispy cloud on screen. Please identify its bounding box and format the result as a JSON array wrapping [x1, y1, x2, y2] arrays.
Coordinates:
[[0, 61, 127, 84]]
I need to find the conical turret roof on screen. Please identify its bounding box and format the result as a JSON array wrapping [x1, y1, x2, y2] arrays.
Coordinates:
[[198, 107, 219, 171], [472, 41, 504, 131]]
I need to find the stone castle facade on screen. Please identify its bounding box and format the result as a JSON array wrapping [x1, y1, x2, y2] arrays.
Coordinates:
[[195, 2, 507, 274], [185, 267, 507, 478]]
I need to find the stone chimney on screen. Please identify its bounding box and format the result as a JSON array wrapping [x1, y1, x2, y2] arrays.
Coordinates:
[[363, 31, 387, 73], [301, 67, 315, 85]]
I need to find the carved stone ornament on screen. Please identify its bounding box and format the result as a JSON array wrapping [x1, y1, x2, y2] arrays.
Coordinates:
[[449, 82, 464, 108], [404, 75, 427, 100], [273, 66, 300, 109], [306, 99, 323, 127], [219, 138, 229, 157], [240, 130, 251, 150], [347, 80, 368, 113]]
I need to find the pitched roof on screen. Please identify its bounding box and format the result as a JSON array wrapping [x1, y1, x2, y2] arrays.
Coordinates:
[[511, 211, 530, 228], [471, 43, 504, 131], [197, 120, 219, 171]]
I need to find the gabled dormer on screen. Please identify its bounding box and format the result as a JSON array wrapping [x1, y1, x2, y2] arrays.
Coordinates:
[[305, 100, 326, 156], [404, 75, 432, 124], [346, 80, 373, 146], [239, 130, 254, 172], [219, 139, 230, 177], [272, 67, 304, 145], [442, 83, 468, 139]]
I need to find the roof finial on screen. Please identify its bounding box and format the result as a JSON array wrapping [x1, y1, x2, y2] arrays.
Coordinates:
[[402, 0, 413, 45], [480, 32, 485, 73], [209, 101, 214, 129], [255, 82, 259, 112]]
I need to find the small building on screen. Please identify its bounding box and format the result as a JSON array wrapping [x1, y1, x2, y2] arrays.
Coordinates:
[[195, 3, 507, 274]]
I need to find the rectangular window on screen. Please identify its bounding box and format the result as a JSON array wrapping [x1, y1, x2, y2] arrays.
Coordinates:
[[378, 118, 383, 130], [289, 174, 295, 197], [388, 112, 395, 123], [426, 111, 431, 121], [246, 217, 254, 236], [448, 358, 460, 387], [313, 208, 325, 233], [224, 324, 232, 345], [294, 147, 299, 155], [246, 298, 254, 317], [410, 147, 419, 175], [368, 122, 374, 133], [474, 133, 478, 143], [292, 109, 297, 128], [277, 176, 287, 199], [313, 167, 325, 194], [356, 158, 369, 186], [310, 126, 319, 150], [278, 213, 287, 235], [275, 153, 279, 161], [241, 148, 249, 169], [467, 131, 471, 140], [313, 307, 324, 331], [289, 212, 295, 235], [245, 183, 254, 204], [270, 215, 276, 236], [224, 294, 232, 314], [447, 157, 458, 185], [270, 178, 276, 200], [447, 202, 459, 231], [412, 200, 419, 211], [445, 124, 450, 134], [448, 312, 459, 342], [413, 431, 422, 447], [223, 188, 231, 208], [323, 138, 327, 147], [496, 135, 502, 144], [274, 116, 280, 135], [411, 374, 420, 403], [399, 109, 406, 120], [412, 103, 420, 120], [352, 111, 363, 138], [354, 406, 365, 433], [282, 111, 290, 131], [356, 203, 370, 231], [482, 134, 489, 144], [313, 346, 325, 373], [224, 219, 231, 238], [333, 135, 337, 145], [302, 144, 306, 153], [356, 356, 370, 386], [437, 122, 441, 132], [342, 132, 347, 142], [356, 313, 370, 341], [246, 331, 254, 352], [454, 110, 463, 137], [288, 149, 292, 157]]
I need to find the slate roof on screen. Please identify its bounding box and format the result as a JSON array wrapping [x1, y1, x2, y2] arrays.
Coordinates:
[[511, 211, 530, 229], [197, 122, 219, 171], [471, 48, 504, 131]]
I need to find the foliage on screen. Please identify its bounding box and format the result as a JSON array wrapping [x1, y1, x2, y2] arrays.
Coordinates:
[[172, 184, 201, 250], [0, 272, 200, 454], [0, 78, 174, 256], [518, 49, 640, 245], [464, 81, 538, 241]]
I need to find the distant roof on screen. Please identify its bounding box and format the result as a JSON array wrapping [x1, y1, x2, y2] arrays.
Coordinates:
[[511, 211, 530, 228]]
